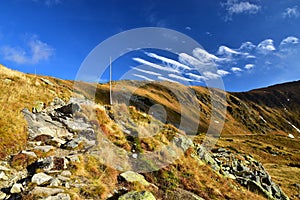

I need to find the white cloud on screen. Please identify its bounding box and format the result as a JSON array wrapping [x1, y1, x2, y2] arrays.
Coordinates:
[[203, 71, 220, 79], [280, 36, 299, 46], [239, 41, 256, 51], [185, 73, 207, 82], [245, 64, 255, 69], [192, 48, 220, 63], [257, 39, 276, 53], [283, 6, 300, 18], [222, 0, 261, 20], [217, 69, 230, 76], [229, 2, 260, 14], [145, 52, 191, 70], [133, 74, 154, 81], [133, 58, 179, 73], [1, 35, 54, 65], [157, 76, 179, 83], [231, 67, 242, 72], [168, 74, 195, 82], [185, 26, 192, 30], [131, 67, 161, 76], [217, 45, 241, 55]]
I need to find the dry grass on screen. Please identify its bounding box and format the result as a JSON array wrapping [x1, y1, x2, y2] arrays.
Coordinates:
[[0, 64, 72, 159]]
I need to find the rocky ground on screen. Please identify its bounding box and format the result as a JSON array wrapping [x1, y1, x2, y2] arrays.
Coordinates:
[[0, 97, 291, 199]]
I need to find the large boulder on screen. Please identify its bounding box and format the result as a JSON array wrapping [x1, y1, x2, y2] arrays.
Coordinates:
[[119, 171, 151, 186], [31, 172, 53, 185]]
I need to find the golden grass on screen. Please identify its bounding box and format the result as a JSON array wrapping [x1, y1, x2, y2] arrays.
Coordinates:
[[0, 64, 72, 159]]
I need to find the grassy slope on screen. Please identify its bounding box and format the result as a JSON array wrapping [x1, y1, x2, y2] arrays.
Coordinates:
[[0, 64, 299, 199]]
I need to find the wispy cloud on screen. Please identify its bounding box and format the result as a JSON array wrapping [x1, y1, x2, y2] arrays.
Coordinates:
[[157, 76, 179, 83], [222, 0, 261, 21], [185, 73, 207, 82], [168, 74, 195, 82], [131, 67, 162, 76], [1, 35, 54, 65], [217, 69, 230, 76], [283, 6, 300, 18], [146, 52, 191, 70], [133, 74, 154, 81], [133, 58, 179, 73]]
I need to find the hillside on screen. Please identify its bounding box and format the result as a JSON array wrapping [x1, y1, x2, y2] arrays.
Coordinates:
[[0, 64, 299, 199]]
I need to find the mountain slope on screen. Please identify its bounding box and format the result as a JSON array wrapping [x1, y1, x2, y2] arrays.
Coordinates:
[[0, 64, 299, 199]]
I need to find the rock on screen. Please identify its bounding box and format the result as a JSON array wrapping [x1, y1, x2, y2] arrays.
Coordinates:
[[10, 183, 23, 193], [55, 103, 80, 116], [61, 170, 72, 177], [32, 172, 53, 185], [173, 134, 194, 151], [41, 156, 68, 171], [0, 191, 6, 200], [31, 187, 64, 196], [66, 155, 80, 163], [288, 134, 295, 139], [57, 175, 70, 182], [50, 178, 61, 187], [119, 171, 151, 186], [44, 193, 71, 200], [21, 150, 37, 158], [118, 191, 156, 200], [34, 145, 54, 153], [41, 78, 54, 86], [0, 165, 11, 171], [33, 101, 44, 113], [0, 172, 8, 181]]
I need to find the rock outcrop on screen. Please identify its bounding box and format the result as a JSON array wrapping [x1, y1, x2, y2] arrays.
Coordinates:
[[196, 145, 289, 200]]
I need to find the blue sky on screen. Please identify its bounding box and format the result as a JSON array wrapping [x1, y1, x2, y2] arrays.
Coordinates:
[[0, 0, 299, 91]]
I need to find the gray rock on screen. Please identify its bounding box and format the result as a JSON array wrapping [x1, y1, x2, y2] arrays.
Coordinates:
[[118, 191, 156, 200], [10, 183, 23, 194], [50, 178, 61, 187], [0, 166, 10, 171], [32, 172, 53, 185], [61, 170, 71, 177], [31, 187, 64, 196], [44, 193, 71, 200], [119, 171, 150, 186]]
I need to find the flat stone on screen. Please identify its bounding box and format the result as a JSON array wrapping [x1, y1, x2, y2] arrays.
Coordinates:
[[21, 150, 37, 158], [119, 171, 150, 186], [32, 172, 53, 185], [10, 183, 23, 193], [44, 193, 71, 200], [57, 175, 70, 182], [31, 187, 64, 196]]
